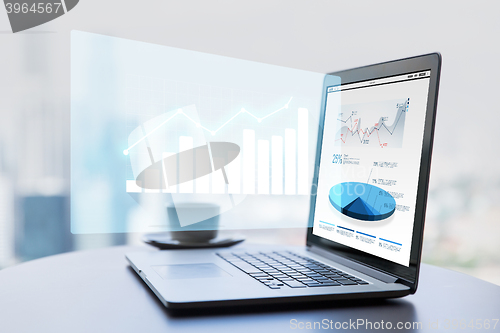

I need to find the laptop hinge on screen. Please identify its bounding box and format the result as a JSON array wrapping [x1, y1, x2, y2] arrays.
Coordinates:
[[308, 245, 398, 283]]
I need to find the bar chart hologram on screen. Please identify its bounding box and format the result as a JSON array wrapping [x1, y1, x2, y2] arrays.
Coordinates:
[[124, 76, 312, 196]]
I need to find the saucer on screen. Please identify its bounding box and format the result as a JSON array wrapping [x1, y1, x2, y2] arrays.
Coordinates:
[[143, 233, 245, 250]]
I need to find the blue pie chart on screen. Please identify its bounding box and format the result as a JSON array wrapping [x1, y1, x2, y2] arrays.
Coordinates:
[[329, 182, 396, 221]]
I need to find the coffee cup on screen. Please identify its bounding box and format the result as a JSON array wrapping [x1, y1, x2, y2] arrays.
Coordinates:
[[166, 203, 220, 243]]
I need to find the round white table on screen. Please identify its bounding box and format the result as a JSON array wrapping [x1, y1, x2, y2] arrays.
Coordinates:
[[0, 245, 499, 332]]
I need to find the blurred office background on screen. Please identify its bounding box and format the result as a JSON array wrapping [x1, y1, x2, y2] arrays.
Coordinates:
[[0, 1, 499, 285]]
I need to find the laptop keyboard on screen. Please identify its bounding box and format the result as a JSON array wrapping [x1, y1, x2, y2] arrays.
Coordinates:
[[217, 251, 369, 289]]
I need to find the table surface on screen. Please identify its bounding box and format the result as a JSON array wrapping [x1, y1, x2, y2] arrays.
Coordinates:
[[0, 245, 499, 333]]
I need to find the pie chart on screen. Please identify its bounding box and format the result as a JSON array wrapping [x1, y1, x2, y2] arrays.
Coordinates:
[[329, 182, 396, 221]]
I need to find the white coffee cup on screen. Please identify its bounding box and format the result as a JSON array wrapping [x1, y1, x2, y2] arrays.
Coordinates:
[[166, 203, 220, 243]]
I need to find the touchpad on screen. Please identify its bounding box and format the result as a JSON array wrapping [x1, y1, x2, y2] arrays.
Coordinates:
[[152, 263, 231, 280]]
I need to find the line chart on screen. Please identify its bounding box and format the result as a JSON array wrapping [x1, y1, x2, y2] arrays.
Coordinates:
[[334, 99, 408, 149], [123, 97, 293, 155]]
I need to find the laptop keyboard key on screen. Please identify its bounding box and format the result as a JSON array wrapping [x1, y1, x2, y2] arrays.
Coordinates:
[[256, 277, 273, 281], [270, 274, 287, 279], [314, 277, 330, 281], [279, 277, 294, 281], [336, 279, 358, 285], [319, 282, 341, 286], [300, 278, 315, 282], [324, 274, 341, 278], [283, 280, 306, 288], [314, 270, 330, 274], [231, 262, 262, 274], [306, 273, 322, 278], [310, 283, 336, 287], [263, 279, 280, 284]]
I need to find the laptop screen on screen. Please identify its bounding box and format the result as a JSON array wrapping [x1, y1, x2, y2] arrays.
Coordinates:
[[312, 70, 431, 267]]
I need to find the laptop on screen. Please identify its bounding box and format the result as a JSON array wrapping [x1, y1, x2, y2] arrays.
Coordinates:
[[126, 53, 441, 309]]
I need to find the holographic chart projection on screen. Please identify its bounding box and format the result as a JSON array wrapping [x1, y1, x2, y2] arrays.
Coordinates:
[[70, 31, 338, 233]]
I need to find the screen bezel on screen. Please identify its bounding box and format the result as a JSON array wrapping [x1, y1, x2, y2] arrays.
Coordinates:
[[306, 53, 441, 293]]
